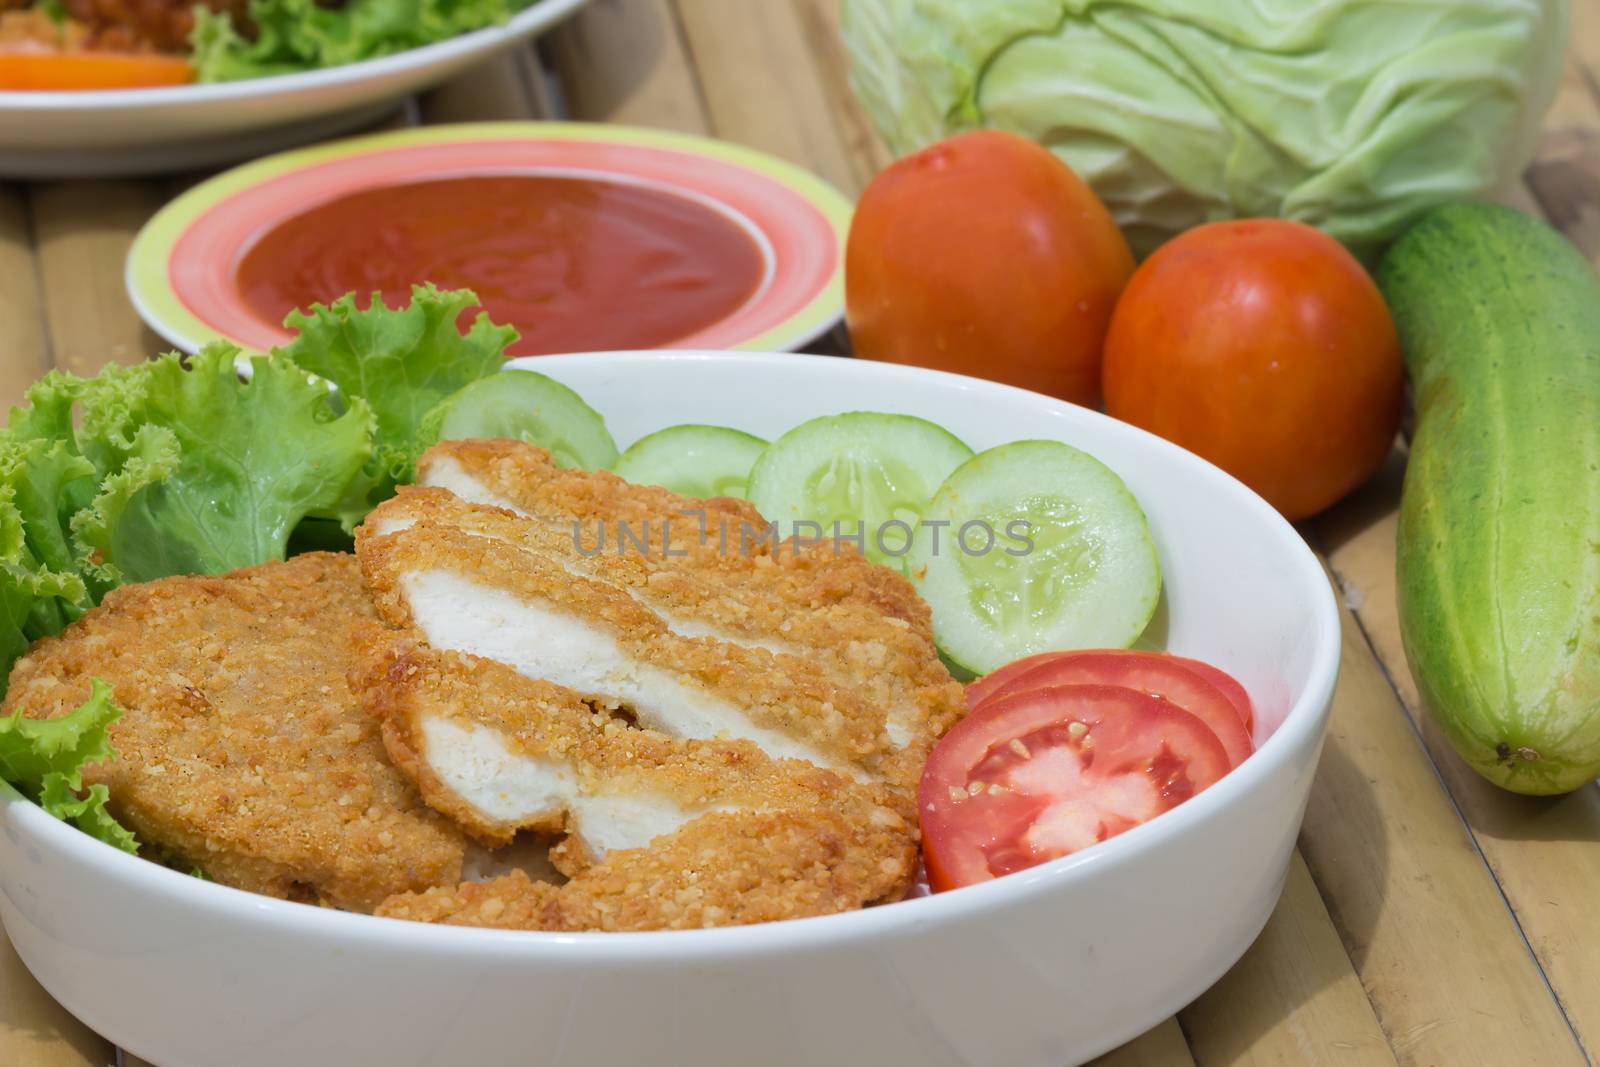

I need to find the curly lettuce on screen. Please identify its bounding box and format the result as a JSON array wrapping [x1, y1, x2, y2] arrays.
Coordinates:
[[191, 0, 538, 83], [0, 444, 95, 681], [276, 284, 516, 501], [0, 287, 518, 855], [0, 285, 506, 644], [0, 343, 376, 679], [0, 679, 137, 854], [73, 345, 376, 585]]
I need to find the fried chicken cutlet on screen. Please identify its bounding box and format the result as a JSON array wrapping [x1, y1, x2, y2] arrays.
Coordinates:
[[364, 441, 965, 790], [417, 438, 936, 639], [2, 553, 468, 911], [365, 643, 917, 931]]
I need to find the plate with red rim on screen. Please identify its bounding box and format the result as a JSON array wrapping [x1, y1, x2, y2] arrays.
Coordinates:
[[126, 121, 853, 357]]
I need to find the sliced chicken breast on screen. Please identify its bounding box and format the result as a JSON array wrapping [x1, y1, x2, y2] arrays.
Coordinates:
[[366, 643, 917, 931]]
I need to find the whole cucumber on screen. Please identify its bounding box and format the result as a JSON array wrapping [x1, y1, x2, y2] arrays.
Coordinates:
[[1381, 203, 1600, 794]]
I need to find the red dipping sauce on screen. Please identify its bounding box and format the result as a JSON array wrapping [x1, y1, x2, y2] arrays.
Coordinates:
[[233, 175, 767, 357]]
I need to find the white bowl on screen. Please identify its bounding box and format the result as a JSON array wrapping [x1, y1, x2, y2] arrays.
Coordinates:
[[0, 352, 1340, 1067], [0, 0, 588, 179]]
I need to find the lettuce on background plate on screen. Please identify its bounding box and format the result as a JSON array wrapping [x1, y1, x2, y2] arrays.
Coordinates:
[[191, 0, 539, 83]]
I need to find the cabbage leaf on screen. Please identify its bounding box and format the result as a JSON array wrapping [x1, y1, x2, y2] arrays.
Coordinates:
[[844, 0, 1568, 256]]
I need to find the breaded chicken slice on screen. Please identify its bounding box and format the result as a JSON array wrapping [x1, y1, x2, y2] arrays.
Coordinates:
[[362, 486, 964, 787], [416, 438, 934, 638], [1, 553, 468, 912], [357, 516, 884, 777], [419, 437, 761, 547], [379, 807, 905, 932], [360, 642, 917, 855], [365, 644, 917, 931]]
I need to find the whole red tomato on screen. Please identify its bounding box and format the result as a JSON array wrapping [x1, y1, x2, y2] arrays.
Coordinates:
[[846, 130, 1134, 407], [1102, 220, 1402, 520]]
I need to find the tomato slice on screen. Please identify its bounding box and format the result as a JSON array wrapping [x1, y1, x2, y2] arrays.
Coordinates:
[[0, 52, 193, 91], [967, 648, 1255, 732], [1173, 658, 1254, 734], [968, 650, 1254, 767], [919, 684, 1231, 891]]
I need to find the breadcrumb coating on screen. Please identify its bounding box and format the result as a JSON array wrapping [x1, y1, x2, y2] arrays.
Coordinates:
[[364, 457, 964, 787], [368, 649, 916, 932], [359, 518, 895, 773], [364, 484, 963, 789], [2, 553, 467, 912], [349, 440, 964, 930], [360, 641, 916, 846], [417, 438, 937, 638], [378, 800, 914, 932]]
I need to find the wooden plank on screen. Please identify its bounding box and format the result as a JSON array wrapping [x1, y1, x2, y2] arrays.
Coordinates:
[[673, 0, 863, 193], [0, 930, 115, 1067], [1181, 854, 1395, 1067], [0, 188, 51, 408], [1318, 453, 1600, 1063], [544, 0, 711, 132], [1293, 554, 1584, 1066], [1091, 1018, 1196, 1067], [419, 48, 548, 123], [790, 0, 894, 181], [1566, 0, 1600, 86], [1525, 12, 1600, 261], [1315, 20, 1600, 1053], [27, 182, 168, 375]]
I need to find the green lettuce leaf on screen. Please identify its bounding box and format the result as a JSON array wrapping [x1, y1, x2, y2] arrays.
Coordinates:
[[0, 505, 33, 684], [69, 422, 183, 588], [0, 446, 94, 686], [0, 285, 516, 695], [73, 345, 375, 585], [71, 360, 165, 479], [0, 678, 138, 854], [5, 440, 96, 588], [5, 370, 83, 447], [276, 285, 516, 487], [191, 0, 535, 83]]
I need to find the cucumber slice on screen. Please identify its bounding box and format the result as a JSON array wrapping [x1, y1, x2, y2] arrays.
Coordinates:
[[746, 412, 973, 569], [908, 440, 1161, 675], [421, 370, 618, 470], [612, 424, 768, 499]]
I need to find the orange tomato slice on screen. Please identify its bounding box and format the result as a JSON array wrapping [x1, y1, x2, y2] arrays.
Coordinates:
[[0, 51, 192, 91]]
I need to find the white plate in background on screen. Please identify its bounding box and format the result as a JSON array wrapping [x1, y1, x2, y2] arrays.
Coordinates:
[[0, 0, 588, 179]]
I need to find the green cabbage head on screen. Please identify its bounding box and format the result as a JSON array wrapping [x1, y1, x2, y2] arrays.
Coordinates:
[[843, 0, 1568, 257]]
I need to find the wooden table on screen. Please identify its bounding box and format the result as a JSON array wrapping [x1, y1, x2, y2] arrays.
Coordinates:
[[2, 3, 1598, 1065]]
